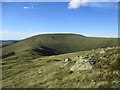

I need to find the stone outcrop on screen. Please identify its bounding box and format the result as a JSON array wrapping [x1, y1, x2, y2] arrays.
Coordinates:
[[70, 55, 96, 71]]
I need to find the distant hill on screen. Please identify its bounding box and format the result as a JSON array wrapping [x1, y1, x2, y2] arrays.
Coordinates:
[[2, 33, 119, 59], [0, 40, 18, 48]]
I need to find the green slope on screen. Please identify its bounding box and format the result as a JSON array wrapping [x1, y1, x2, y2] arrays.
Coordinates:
[[0, 41, 18, 48], [2, 47, 120, 88], [2, 33, 118, 59]]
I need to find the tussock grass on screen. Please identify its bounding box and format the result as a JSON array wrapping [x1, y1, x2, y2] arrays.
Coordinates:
[[2, 47, 120, 88]]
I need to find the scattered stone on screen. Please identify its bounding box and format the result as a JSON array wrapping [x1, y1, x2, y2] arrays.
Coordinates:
[[90, 53, 95, 57], [38, 71, 42, 74], [88, 58, 96, 65], [69, 70, 73, 74], [75, 56, 80, 58], [112, 71, 118, 74], [100, 54, 109, 60], [65, 83, 68, 86], [64, 58, 72, 62], [112, 81, 120, 84], [70, 55, 96, 71], [99, 49, 106, 54], [46, 59, 51, 62], [100, 57, 107, 60], [82, 55, 89, 59], [106, 55, 109, 58], [107, 47, 112, 49], [54, 59, 60, 61]]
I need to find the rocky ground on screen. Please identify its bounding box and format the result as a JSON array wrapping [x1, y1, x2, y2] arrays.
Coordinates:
[[2, 47, 120, 88]]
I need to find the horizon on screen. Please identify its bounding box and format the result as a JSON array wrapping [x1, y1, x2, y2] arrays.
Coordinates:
[[0, 33, 119, 41], [1, 2, 118, 40]]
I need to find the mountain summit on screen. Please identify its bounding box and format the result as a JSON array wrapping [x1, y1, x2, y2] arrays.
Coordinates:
[[2, 33, 118, 59]]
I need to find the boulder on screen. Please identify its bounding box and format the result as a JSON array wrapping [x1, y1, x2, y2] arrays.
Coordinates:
[[64, 58, 72, 62], [70, 55, 96, 71]]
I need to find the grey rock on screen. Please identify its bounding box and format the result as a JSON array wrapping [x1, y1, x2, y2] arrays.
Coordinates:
[[64, 58, 72, 62]]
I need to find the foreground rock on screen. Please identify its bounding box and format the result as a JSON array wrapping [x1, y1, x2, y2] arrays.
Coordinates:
[[70, 55, 96, 71], [64, 58, 72, 62]]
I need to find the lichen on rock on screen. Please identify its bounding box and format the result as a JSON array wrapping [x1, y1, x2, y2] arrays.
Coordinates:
[[70, 55, 96, 71]]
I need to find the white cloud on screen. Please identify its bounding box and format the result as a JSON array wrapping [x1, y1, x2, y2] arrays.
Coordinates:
[[23, 6, 31, 9], [81, 33, 118, 38], [68, 0, 119, 9], [68, 0, 90, 9], [0, 30, 118, 40], [23, 6, 35, 9], [0, 30, 43, 40], [22, 3, 39, 9], [0, 30, 74, 40]]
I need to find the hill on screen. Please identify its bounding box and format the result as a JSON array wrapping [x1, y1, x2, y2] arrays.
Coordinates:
[[0, 40, 18, 48], [2, 47, 120, 88], [1, 33, 119, 88], [2, 33, 118, 60]]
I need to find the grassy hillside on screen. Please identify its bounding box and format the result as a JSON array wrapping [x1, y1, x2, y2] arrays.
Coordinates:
[[0, 41, 18, 48], [2, 33, 118, 59], [1, 34, 119, 88], [2, 47, 120, 88]]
